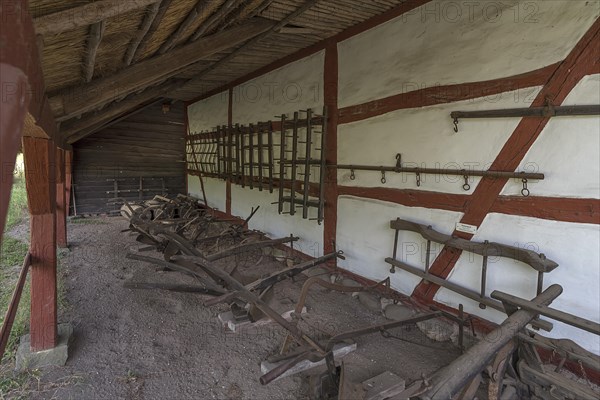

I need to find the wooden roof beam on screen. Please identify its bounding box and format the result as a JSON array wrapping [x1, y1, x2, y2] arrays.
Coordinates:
[[171, 0, 318, 97], [219, 0, 274, 32], [124, 2, 161, 66], [128, 0, 173, 65], [61, 80, 185, 143], [83, 21, 106, 82], [189, 0, 243, 41], [49, 19, 274, 121], [157, 0, 206, 54], [34, 0, 160, 36]]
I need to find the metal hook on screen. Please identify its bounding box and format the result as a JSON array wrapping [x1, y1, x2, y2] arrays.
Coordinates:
[[462, 175, 471, 191], [416, 172, 421, 187], [350, 169, 356, 180], [521, 178, 530, 197], [453, 117, 459, 133], [395, 153, 402, 169], [381, 171, 387, 184]]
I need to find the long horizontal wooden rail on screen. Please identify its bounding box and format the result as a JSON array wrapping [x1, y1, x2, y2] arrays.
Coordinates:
[[0, 252, 32, 361], [384, 257, 552, 332], [493, 290, 600, 335]]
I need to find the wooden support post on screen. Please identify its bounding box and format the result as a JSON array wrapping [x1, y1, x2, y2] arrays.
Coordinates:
[[65, 151, 73, 217], [55, 147, 67, 248], [23, 137, 58, 351]]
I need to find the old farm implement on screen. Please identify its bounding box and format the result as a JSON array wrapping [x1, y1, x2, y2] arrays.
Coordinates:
[[118, 198, 599, 399]]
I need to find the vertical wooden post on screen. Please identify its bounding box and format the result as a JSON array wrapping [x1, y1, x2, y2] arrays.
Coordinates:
[[23, 137, 57, 351], [65, 151, 73, 218], [55, 147, 67, 248], [323, 41, 339, 258]]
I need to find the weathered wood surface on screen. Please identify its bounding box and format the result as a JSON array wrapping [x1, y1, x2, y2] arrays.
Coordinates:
[[390, 218, 558, 272], [49, 20, 275, 120], [72, 103, 185, 214], [83, 21, 106, 82], [23, 137, 58, 351], [34, 0, 160, 36], [420, 285, 563, 400]]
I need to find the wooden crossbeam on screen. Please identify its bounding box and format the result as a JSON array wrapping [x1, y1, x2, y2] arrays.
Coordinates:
[[124, 2, 161, 66], [34, 0, 160, 36], [84, 21, 106, 82], [49, 19, 274, 121]]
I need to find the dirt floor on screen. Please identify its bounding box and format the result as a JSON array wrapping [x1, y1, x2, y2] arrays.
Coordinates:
[[5, 216, 463, 399]]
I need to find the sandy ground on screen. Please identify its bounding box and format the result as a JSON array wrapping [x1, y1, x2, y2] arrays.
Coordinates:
[[8, 216, 462, 399]]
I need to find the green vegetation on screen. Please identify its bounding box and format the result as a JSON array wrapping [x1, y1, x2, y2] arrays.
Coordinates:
[[1, 174, 72, 398], [4, 177, 27, 231]]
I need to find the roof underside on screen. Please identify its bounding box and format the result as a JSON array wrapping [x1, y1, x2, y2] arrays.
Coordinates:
[[32, 0, 408, 144]]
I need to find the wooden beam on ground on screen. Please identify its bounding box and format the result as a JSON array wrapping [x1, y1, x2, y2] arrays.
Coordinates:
[[171, 0, 318, 97], [34, 0, 160, 36], [190, 0, 242, 41], [49, 19, 274, 121], [61, 80, 183, 142], [22, 137, 58, 352], [55, 147, 67, 248], [157, 0, 207, 54], [84, 21, 106, 82], [130, 0, 173, 64], [124, 2, 162, 66]]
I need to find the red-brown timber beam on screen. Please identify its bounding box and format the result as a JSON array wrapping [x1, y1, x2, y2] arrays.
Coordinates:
[[323, 40, 339, 257], [338, 186, 469, 213], [337, 63, 559, 125], [23, 137, 58, 351], [413, 18, 600, 302], [491, 196, 600, 225]]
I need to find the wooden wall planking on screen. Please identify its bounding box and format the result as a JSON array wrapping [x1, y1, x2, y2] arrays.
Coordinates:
[[73, 102, 186, 214]]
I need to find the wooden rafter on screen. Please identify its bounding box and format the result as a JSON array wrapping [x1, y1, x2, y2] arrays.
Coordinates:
[[219, 0, 274, 31], [157, 0, 206, 54], [83, 21, 106, 82], [124, 2, 161, 66], [130, 0, 173, 64], [34, 0, 160, 36], [62, 80, 185, 142], [189, 0, 243, 41], [50, 19, 274, 121], [171, 0, 318, 96]]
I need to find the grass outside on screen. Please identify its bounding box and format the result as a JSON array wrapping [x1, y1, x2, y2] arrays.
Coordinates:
[[1, 176, 32, 397], [1, 174, 71, 398]]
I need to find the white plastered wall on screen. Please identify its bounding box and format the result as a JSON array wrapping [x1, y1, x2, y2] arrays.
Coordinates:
[[230, 51, 326, 254], [338, 0, 599, 108], [186, 91, 229, 210], [502, 74, 600, 198], [184, 1, 600, 353], [336, 0, 600, 353]]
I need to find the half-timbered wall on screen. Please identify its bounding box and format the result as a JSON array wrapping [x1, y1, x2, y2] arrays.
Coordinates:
[[74, 103, 186, 214], [187, 1, 600, 353]]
